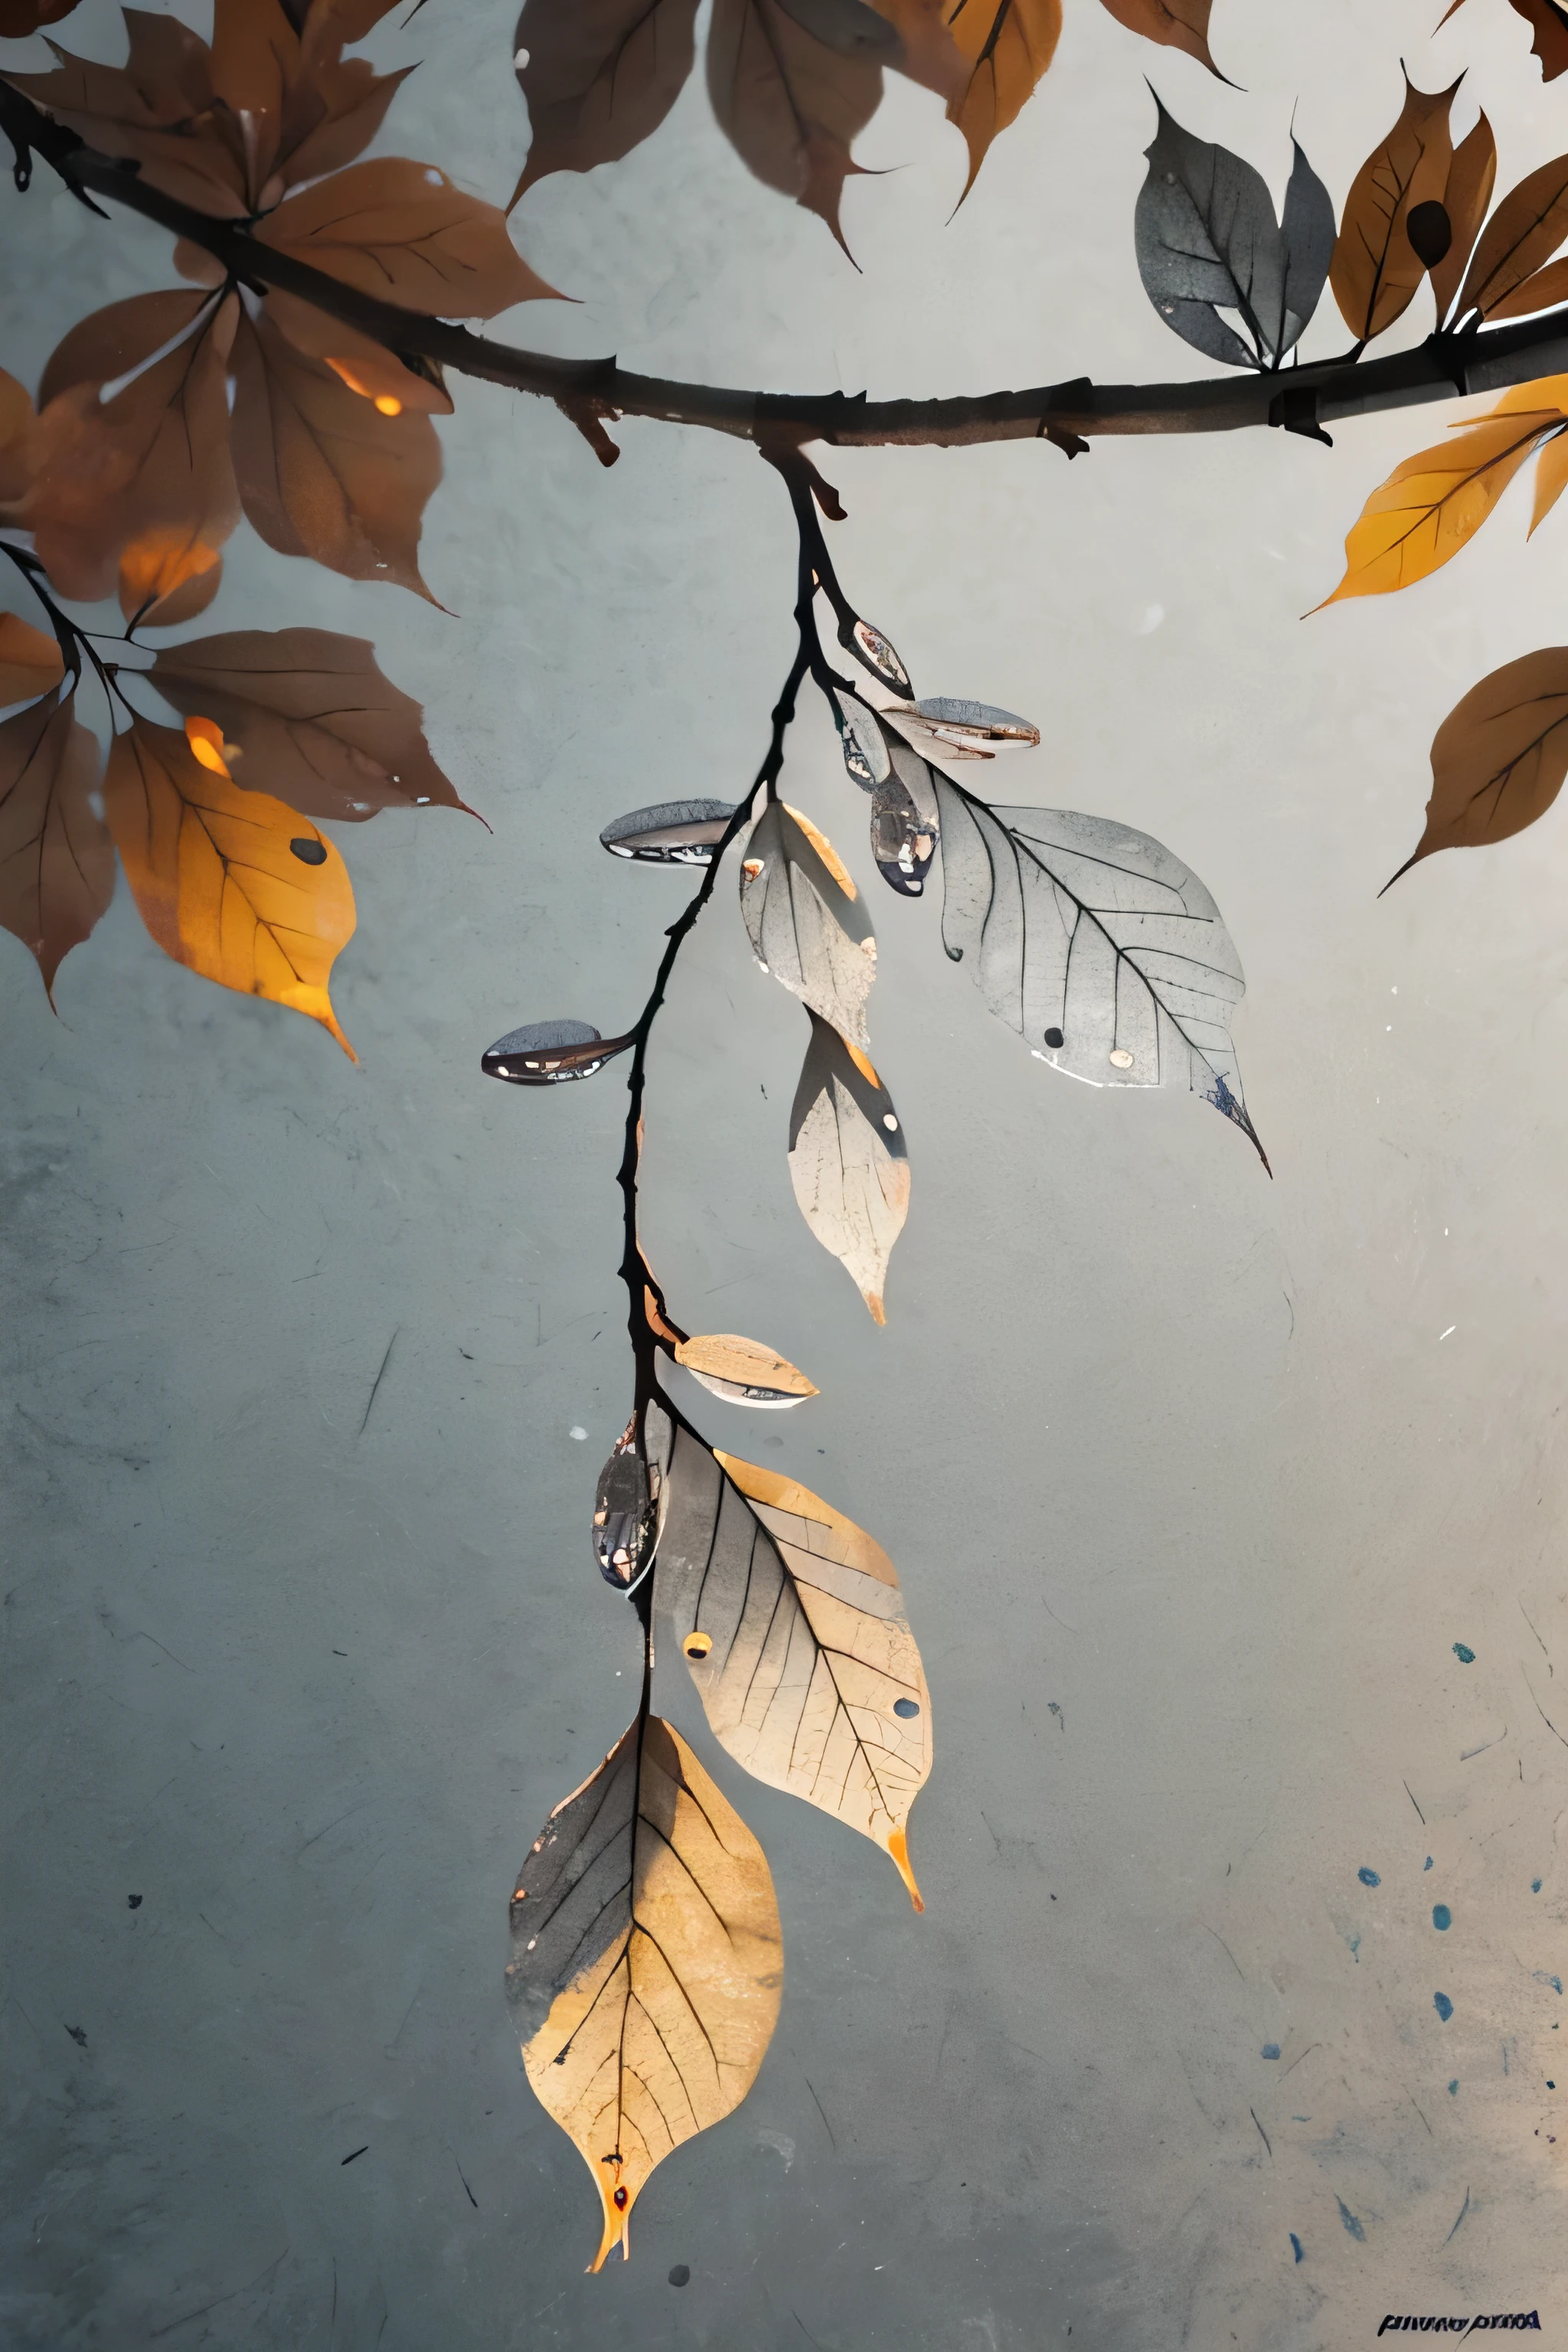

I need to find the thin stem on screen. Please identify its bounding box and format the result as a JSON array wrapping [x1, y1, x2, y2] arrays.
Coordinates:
[[2, 80, 1566, 453]]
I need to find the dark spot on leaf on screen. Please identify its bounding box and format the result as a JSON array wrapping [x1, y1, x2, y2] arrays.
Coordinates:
[[128, 1894, 142, 1909], [1044, 1026, 1064, 1047], [289, 838, 328, 865], [65, 2024, 87, 2047], [613, 2186, 629, 2209], [1406, 199, 1452, 267], [668, 2264, 691, 2287], [893, 1697, 920, 1719]]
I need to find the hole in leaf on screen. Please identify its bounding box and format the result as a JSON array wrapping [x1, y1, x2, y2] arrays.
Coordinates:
[[1044, 1027, 1064, 1048], [289, 838, 328, 865], [1406, 199, 1452, 268], [683, 1632, 713, 1659]]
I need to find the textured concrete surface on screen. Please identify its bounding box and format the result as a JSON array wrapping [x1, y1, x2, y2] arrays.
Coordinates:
[[2, 2, 1565, 2345]]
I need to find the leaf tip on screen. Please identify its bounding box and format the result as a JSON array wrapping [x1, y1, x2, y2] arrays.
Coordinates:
[[863, 1289, 887, 1326], [888, 1826, 923, 1910]]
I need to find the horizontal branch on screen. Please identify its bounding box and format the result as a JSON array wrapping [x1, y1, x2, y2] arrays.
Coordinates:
[[4, 78, 1567, 455]]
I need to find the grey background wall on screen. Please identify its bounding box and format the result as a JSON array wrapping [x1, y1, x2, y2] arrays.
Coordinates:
[[2, 2, 1564, 2345]]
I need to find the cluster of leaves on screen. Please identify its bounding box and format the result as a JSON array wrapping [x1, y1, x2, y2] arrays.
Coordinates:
[[511, 0, 1223, 250]]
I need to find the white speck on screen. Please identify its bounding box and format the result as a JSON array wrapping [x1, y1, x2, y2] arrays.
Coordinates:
[[514, 46, 530, 67], [1135, 603, 1165, 635], [1439, 1326, 1455, 1341], [526, 1937, 537, 1949], [425, 167, 444, 187], [1109, 1047, 1135, 1070], [1386, 1024, 1392, 1031], [569, 1424, 587, 1440], [415, 795, 430, 805], [1391, 985, 1398, 994], [882, 1113, 898, 1130], [1444, 1227, 1449, 1235], [616, 1670, 622, 1675]]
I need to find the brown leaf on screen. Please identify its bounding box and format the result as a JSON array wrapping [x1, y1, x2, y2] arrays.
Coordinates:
[[0, 691, 113, 999], [0, 2, 86, 34], [1096, 0, 1218, 76], [0, 615, 65, 709], [260, 289, 455, 416], [0, 364, 33, 510], [1428, 112, 1497, 323], [864, 0, 969, 101], [1456, 153, 1568, 320], [256, 157, 562, 316], [508, 1710, 782, 2271], [1533, 420, 1568, 529], [707, 0, 884, 252], [673, 1333, 819, 1406], [787, 1011, 909, 1321], [1385, 647, 1568, 883], [649, 1406, 929, 1901], [1485, 252, 1568, 321], [944, 0, 1063, 206], [1451, 0, 1568, 80], [119, 545, 225, 630], [740, 799, 877, 1048], [510, 0, 701, 203], [104, 712, 356, 1054], [148, 627, 466, 822], [230, 305, 442, 598], [24, 290, 240, 608], [1329, 71, 1459, 343], [5, 17, 248, 217]]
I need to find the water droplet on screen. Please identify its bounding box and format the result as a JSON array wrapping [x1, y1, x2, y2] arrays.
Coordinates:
[[569, 1426, 587, 1441], [1448, 2079, 1459, 2095], [683, 1632, 713, 1660], [514, 46, 530, 67], [289, 837, 327, 865], [1533, 1878, 1543, 1893], [893, 1697, 920, 1719], [882, 1113, 898, 1131], [1109, 1047, 1134, 1070]]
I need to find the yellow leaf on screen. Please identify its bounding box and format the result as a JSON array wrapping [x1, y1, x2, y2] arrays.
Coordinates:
[[0, 613, 64, 708], [1533, 423, 1568, 531], [1318, 381, 1568, 604], [508, 1712, 782, 2269], [741, 800, 877, 1048], [104, 715, 357, 1055], [788, 1011, 908, 1321], [674, 1332, 818, 1405], [946, 0, 1063, 205]]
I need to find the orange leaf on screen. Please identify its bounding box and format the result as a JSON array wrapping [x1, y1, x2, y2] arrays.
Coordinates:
[[1096, 0, 1219, 77], [1385, 646, 1568, 882], [0, 690, 112, 1001], [5, 18, 248, 217], [707, 0, 885, 253], [945, 0, 1063, 207], [0, 614, 65, 709], [1329, 71, 1458, 343], [256, 158, 562, 316], [0, 364, 34, 508], [229, 306, 442, 599], [104, 714, 357, 1056], [865, 0, 969, 102], [510, 0, 702, 202], [1534, 422, 1568, 531], [1456, 153, 1568, 319], [1485, 253, 1568, 321], [118, 533, 225, 631], [1429, 112, 1497, 323], [1318, 377, 1568, 604]]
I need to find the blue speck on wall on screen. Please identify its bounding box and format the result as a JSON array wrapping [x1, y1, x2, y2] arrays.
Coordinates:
[[1336, 2197, 1366, 2243], [1424, 1856, 1433, 1871], [1432, 1904, 1452, 1931], [1533, 1878, 1543, 1893], [1261, 2043, 1280, 2061], [1289, 2233, 1304, 2264], [1434, 1992, 1454, 2022], [1357, 1867, 1380, 1886], [1452, 1642, 1475, 1664], [1448, 2080, 1459, 2096]]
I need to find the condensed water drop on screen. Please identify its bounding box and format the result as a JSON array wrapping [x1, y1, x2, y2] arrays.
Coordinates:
[[883, 1114, 898, 1131], [1109, 1047, 1135, 1069], [893, 1697, 920, 1719], [514, 46, 530, 67], [683, 1631, 713, 1660]]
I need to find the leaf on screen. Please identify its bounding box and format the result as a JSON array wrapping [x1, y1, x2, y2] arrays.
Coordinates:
[[1485, 253, 1568, 321], [862, 0, 968, 100], [787, 1011, 910, 1320], [1428, 113, 1497, 322], [510, 0, 701, 201], [830, 685, 892, 788], [1384, 647, 1568, 883], [148, 629, 466, 824], [24, 290, 240, 608], [932, 776, 1268, 1168], [672, 1334, 818, 1407], [1096, 0, 1219, 76], [5, 17, 247, 217], [0, 2, 86, 34], [230, 305, 442, 598], [599, 799, 738, 862], [1534, 420, 1568, 528], [0, 691, 113, 999], [1134, 97, 1285, 369], [207, 0, 413, 203], [481, 1018, 635, 1082], [590, 1416, 663, 1586], [906, 696, 1040, 750], [0, 364, 33, 510], [260, 289, 456, 417], [1318, 376, 1568, 603], [869, 737, 939, 895], [707, 0, 885, 252], [507, 1709, 782, 2271], [1455, 153, 1568, 320], [943, 0, 1062, 205], [1277, 138, 1338, 354], [740, 800, 877, 1048], [0, 616, 65, 710], [256, 158, 561, 316], [648, 1409, 929, 1900], [1329, 71, 1458, 344], [103, 714, 356, 1056]]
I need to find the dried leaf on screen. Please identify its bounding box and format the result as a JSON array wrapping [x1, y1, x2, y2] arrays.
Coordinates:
[[1318, 376, 1568, 603], [599, 799, 737, 862], [24, 290, 240, 609], [590, 1416, 663, 1587], [933, 776, 1267, 1168], [230, 305, 442, 598], [740, 799, 877, 1048], [863, 0, 968, 100], [0, 364, 33, 510], [5, 16, 247, 217], [510, 0, 701, 201], [944, 0, 1062, 207], [149, 628, 465, 824], [649, 1411, 929, 1900], [1096, 0, 1218, 75], [481, 1018, 635, 1082], [707, 0, 884, 252], [1485, 253, 1568, 321], [1455, 153, 1568, 320], [787, 1011, 909, 1320], [830, 685, 892, 788], [256, 158, 561, 316], [1385, 647, 1568, 882], [869, 764, 939, 897], [103, 714, 355, 1055], [0, 2, 87, 34], [119, 543, 224, 630], [673, 1334, 818, 1406], [0, 615, 65, 710], [1330, 71, 1458, 343], [508, 1710, 782, 2270], [0, 691, 113, 998], [1428, 113, 1498, 322], [906, 696, 1040, 749], [261, 289, 455, 416], [1135, 99, 1288, 368]]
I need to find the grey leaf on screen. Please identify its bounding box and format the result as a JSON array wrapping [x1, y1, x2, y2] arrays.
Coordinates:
[[831, 687, 891, 789], [786, 1013, 910, 1319], [1277, 138, 1336, 355], [599, 798, 737, 862], [740, 802, 877, 1048], [1135, 95, 1284, 368], [871, 738, 940, 897], [481, 1020, 634, 1084], [932, 777, 1269, 1169], [774, 0, 903, 56], [911, 697, 1040, 746], [505, 1717, 638, 2045]]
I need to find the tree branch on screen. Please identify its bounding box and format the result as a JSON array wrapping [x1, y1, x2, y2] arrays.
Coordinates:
[[3, 77, 1566, 453]]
